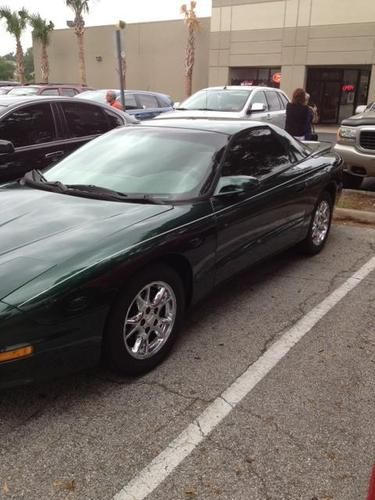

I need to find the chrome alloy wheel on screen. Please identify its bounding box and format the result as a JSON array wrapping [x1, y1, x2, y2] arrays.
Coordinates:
[[123, 281, 177, 360], [311, 200, 330, 247]]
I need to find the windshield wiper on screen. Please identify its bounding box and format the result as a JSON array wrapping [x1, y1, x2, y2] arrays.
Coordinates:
[[65, 184, 163, 204], [21, 169, 68, 192], [21, 172, 162, 204]]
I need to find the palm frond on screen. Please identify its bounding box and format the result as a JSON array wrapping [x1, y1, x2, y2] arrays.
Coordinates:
[[0, 6, 29, 38], [28, 14, 54, 46], [66, 0, 90, 16]]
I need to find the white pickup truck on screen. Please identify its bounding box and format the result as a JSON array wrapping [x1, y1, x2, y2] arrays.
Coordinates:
[[335, 103, 375, 189]]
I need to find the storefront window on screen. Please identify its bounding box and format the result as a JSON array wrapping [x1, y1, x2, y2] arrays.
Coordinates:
[[230, 67, 281, 88], [306, 67, 371, 124]]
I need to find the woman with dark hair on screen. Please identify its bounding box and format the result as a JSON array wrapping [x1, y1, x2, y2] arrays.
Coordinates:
[[285, 88, 313, 140]]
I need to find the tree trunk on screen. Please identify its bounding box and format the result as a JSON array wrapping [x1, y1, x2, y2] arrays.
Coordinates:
[[41, 44, 49, 84], [184, 25, 195, 98], [76, 30, 87, 86], [16, 38, 25, 84]]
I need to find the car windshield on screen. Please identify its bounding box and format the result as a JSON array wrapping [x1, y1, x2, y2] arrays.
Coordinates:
[[8, 87, 39, 96], [180, 89, 252, 112], [44, 127, 227, 200]]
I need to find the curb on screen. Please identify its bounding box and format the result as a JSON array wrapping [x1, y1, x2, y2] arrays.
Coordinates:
[[334, 207, 375, 226], [344, 189, 375, 198]]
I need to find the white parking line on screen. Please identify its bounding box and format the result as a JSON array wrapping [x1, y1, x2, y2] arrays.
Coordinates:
[[114, 255, 375, 500]]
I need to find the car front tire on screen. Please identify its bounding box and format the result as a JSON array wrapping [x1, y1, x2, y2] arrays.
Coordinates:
[[301, 191, 333, 255], [104, 264, 185, 376]]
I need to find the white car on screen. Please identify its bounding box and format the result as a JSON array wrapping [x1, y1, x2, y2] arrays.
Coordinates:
[[154, 86, 289, 129]]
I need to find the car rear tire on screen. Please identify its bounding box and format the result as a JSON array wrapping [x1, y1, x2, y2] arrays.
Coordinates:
[[343, 172, 363, 189], [301, 191, 333, 255], [104, 264, 185, 376]]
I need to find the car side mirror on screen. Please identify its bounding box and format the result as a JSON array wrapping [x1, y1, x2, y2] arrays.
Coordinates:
[[0, 139, 15, 154], [355, 105, 366, 114], [173, 102, 180, 109], [247, 102, 266, 115], [215, 175, 260, 197]]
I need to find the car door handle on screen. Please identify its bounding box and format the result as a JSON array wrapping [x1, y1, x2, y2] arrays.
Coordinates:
[[45, 151, 65, 160]]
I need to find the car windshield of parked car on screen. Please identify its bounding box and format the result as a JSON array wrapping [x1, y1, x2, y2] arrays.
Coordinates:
[[179, 89, 252, 112], [8, 87, 39, 96], [44, 127, 227, 200]]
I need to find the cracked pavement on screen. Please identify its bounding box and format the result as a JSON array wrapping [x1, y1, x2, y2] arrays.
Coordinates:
[[0, 223, 374, 499]]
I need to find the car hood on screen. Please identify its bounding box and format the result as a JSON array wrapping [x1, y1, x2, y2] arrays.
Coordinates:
[[0, 185, 173, 301], [341, 111, 375, 127], [156, 109, 244, 120]]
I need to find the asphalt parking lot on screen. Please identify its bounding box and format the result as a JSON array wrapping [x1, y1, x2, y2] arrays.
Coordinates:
[[0, 222, 374, 500]]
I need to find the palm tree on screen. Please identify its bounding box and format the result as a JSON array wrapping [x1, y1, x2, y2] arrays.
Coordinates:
[[180, 1, 200, 98], [28, 14, 54, 84], [0, 7, 29, 84], [66, 0, 90, 85]]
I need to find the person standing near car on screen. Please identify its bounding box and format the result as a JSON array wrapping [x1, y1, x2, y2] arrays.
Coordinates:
[[106, 90, 123, 110], [285, 88, 312, 140]]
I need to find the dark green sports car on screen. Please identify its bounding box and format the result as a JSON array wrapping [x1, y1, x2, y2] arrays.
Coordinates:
[[0, 119, 342, 388]]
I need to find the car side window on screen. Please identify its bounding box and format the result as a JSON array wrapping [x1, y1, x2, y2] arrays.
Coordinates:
[[0, 103, 56, 147], [221, 127, 291, 180], [61, 88, 78, 97], [60, 102, 109, 137], [266, 91, 281, 111], [104, 109, 125, 128], [250, 91, 268, 110], [138, 94, 159, 109], [123, 94, 138, 110], [41, 88, 59, 96]]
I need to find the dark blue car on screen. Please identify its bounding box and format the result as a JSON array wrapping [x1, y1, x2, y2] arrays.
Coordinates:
[[76, 89, 174, 120]]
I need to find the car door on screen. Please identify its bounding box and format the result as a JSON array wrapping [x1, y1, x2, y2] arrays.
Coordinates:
[[265, 90, 286, 129], [0, 101, 64, 183], [57, 101, 112, 158], [212, 126, 307, 284], [135, 93, 162, 120]]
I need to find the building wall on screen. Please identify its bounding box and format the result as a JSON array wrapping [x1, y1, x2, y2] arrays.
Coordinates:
[[34, 18, 210, 101], [210, 0, 375, 101]]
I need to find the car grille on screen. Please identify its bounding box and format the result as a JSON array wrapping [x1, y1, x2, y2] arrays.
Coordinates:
[[360, 130, 375, 150]]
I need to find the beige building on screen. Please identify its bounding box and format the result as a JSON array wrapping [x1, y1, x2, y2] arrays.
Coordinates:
[[210, 0, 375, 123], [36, 1, 375, 123], [34, 18, 210, 102]]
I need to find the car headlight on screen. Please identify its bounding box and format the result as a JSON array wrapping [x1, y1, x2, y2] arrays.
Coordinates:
[[338, 126, 356, 140]]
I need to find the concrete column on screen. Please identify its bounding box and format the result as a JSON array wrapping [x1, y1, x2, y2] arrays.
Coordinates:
[[208, 67, 229, 86], [367, 65, 375, 103], [280, 65, 306, 100]]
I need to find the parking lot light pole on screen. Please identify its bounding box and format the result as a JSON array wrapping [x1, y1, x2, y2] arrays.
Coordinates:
[[115, 20, 126, 110]]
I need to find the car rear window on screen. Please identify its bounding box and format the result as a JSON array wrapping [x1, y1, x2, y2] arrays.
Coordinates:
[[138, 94, 159, 109]]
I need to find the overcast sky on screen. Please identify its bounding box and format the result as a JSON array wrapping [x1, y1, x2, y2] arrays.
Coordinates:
[[0, 0, 212, 55]]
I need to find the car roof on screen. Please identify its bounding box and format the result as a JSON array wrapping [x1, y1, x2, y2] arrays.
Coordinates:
[[80, 88, 171, 97], [140, 118, 267, 135], [195, 86, 284, 92]]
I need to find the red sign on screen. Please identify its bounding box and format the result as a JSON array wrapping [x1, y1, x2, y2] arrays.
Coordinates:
[[272, 72, 282, 84], [342, 84, 355, 92]]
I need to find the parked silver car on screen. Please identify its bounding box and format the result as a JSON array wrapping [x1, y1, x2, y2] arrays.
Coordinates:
[[155, 86, 289, 129]]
